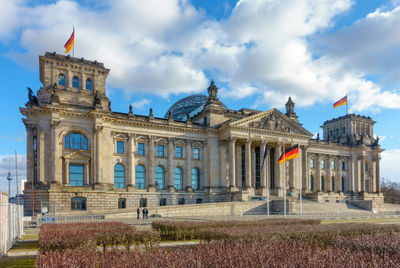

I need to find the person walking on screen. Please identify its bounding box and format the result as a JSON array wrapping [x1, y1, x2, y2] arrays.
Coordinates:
[[137, 207, 141, 220], [144, 207, 149, 219], [142, 207, 146, 219]]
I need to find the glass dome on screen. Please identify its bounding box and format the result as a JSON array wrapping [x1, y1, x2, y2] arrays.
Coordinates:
[[164, 94, 208, 121]]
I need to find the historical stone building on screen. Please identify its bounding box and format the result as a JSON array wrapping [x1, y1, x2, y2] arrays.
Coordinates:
[[21, 52, 384, 215]]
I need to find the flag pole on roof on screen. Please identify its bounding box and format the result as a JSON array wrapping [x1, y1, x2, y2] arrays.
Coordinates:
[[64, 26, 75, 56]]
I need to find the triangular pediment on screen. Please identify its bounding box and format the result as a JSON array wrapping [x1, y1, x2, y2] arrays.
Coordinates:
[[230, 109, 312, 136], [63, 151, 90, 160]]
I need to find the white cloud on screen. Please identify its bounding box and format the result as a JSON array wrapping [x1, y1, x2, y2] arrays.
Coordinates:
[[131, 98, 150, 110], [381, 149, 400, 183], [3, 0, 400, 112]]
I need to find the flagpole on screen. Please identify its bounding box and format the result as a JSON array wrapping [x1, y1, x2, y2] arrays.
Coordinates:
[[346, 94, 348, 115], [283, 147, 286, 217], [298, 145, 302, 216], [73, 25, 75, 58]]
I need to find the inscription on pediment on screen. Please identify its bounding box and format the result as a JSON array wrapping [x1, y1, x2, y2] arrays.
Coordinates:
[[248, 113, 293, 133]]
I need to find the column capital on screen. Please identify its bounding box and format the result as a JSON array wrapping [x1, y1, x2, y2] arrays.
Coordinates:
[[229, 137, 237, 143]]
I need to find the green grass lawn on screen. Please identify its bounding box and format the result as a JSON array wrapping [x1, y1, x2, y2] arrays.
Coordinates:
[[7, 241, 38, 252], [0, 257, 35, 268]]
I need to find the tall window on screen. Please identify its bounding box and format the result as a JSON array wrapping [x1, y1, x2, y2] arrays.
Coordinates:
[[310, 175, 314, 192], [331, 161, 336, 169], [65, 133, 88, 150], [193, 148, 200, 160], [114, 164, 125, 188], [71, 197, 86, 210], [69, 164, 84, 186], [176, 146, 182, 158], [310, 159, 315, 168], [58, 73, 66, 86], [321, 160, 325, 169], [341, 177, 345, 192], [192, 168, 200, 190], [178, 198, 185, 205], [138, 143, 145, 155], [342, 161, 346, 171], [72, 76, 79, 88], [159, 198, 167, 206], [174, 167, 183, 190], [116, 141, 124, 154], [241, 145, 245, 188], [331, 177, 335, 192], [155, 166, 165, 190], [157, 145, 164, 157], [86, 79, 93, 90], [135, 165, 145, 189], [321, 176, 325, 192]]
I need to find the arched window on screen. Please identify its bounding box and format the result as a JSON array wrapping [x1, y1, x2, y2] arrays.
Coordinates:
[[58, 73, 66, 86], [72, 76, 79, 88], [86, 79, 93, 90], [114, 164, 125, 188], [321, 176, 325, 192], [135, 165, 146, 189], [174, 167, 183, 190], [341, 177, 345, 192], [64, 133, 88, 150], [192, 168, 200, 190], [310, 175, 314, 192], [155, 166, 165, 190], [331, 177, 335, 192], [71, 197, 86, 210]]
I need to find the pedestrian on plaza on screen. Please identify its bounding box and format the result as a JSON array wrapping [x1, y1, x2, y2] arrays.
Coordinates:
[[144, 207, 149, 219], [137, 207, 141, 220], [142, 207, 146, 219]]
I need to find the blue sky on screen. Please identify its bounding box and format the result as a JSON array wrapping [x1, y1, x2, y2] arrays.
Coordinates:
[[1, 0, 400, 195]]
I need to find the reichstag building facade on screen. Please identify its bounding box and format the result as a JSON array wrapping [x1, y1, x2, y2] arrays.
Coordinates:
[[21, 52, 384, 214]]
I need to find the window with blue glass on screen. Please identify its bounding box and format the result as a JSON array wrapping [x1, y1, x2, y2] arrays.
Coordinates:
[[321, 160, 325, 169], [155, 166, 165, 190], [58, 73, 66, 86], [331, 177, 335, 192], [65, 133, 88, 150], [157, 145, 164, 157], [72, 76, 79, 88], [310, 175, 314, 192], [192, 168, 200, 190], [193, 148, 200, 160], [176, 146, 182, 158], [69, 164, 84, 186], [117, 141, 124, 154], [114, 164, 125, 188], [138, 143, 145, 155], [341, 177, 345, 192], [174, 167, 183, 190], [86, 78, 93, 90], [321, 176, 325, 192], [135, 165, 146, 189]]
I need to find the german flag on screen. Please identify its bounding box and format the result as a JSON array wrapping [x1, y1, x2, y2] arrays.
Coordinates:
[[64, 28, 75, 54], [333, 95, 347, 108], [278, 144, 299, 164]]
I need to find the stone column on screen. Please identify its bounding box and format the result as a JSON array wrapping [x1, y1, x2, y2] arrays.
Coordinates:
[[38, 125, 45, 184], [303, 147, 309, 191], [375, 156, 381, 193], [348, 155, 355, 192], [82, 72, 86, 90], [316, 155, 321, 192], [327, 156, 332, 192], [64, 159, 69, 185], [229, 138, 237, 189], [148, 137, 156, 191], [26, 126, 34, 184], [245, 139, 252, 188], [127, 134, 135, 188], [85, 163, 89, 185], [360, 157, 365, 192], [185, 140, 192, 191], [289, 147, 295, 191], [95, 126, 103, 184], [51, 120, 61, 184], [167, 139, 174, 191], [260, 140, 267, 194], [274, 143, 282, 196]]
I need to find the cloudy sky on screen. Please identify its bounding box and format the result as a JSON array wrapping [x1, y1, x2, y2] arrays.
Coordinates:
[[1, 0, 400, 195]]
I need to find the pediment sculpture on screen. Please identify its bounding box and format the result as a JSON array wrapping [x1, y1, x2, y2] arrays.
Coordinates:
[[248, 113, 293, 133]]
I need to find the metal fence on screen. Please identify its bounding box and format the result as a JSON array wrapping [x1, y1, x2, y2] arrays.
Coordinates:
[[0, 195, 23, 256]]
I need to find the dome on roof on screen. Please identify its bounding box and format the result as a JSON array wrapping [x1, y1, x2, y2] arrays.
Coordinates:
[[164, 94, 208, 121]]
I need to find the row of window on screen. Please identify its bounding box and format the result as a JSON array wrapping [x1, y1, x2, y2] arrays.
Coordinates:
[[58, 73, 93, 90], [309, 175, 345, 192], [68, 163, 201, 190], [71, 196, 203, 211], [310, 159, 346, 170], [117, 141, 201, 159]]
